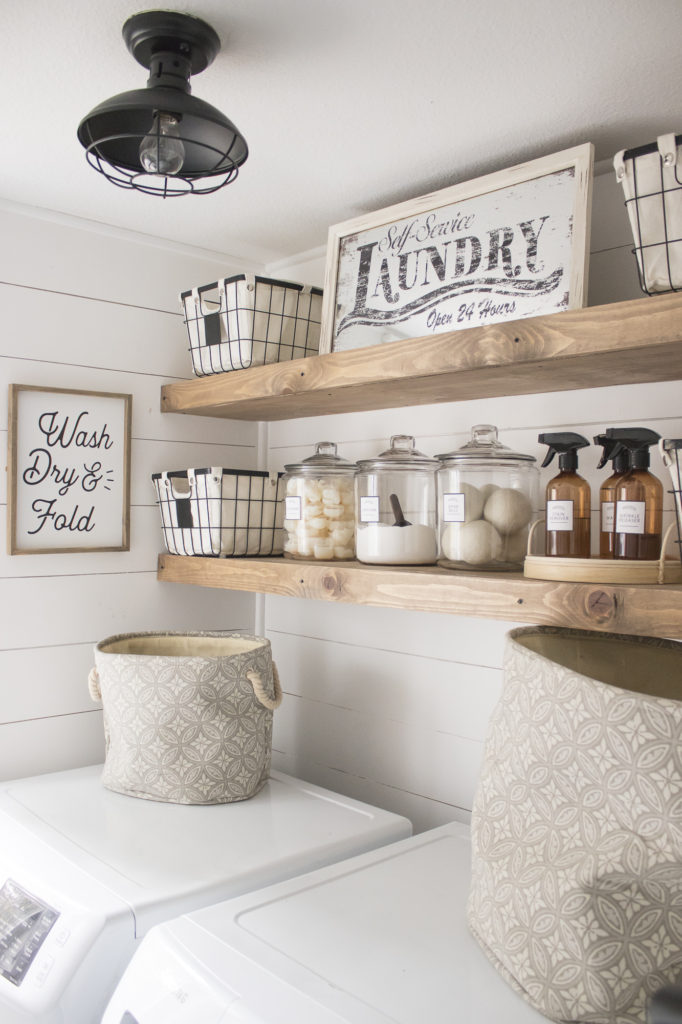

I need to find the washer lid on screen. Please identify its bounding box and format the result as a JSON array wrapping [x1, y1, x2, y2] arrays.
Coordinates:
[[169, 822, 547, 1023], [0, 766, 410, 929]]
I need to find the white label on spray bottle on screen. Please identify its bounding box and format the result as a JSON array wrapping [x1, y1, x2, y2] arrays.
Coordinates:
[[442, 493, 466, 523], [615, 500, 646, 535], [601, 501, 615, 532], [546, 500, 574, 531]]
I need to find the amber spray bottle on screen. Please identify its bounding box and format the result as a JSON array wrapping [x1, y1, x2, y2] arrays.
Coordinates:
[[605, 427, 662, 560], [593, 434, 630, 558], [538, 433, 591, 558]]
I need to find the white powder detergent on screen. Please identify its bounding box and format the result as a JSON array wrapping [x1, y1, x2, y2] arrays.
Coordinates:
[[356, 523, 438, 564]]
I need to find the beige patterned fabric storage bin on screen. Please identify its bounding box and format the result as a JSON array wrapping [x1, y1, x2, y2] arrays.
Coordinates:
[[89, 631, 282, 805], [468, 626, 682, 1024]]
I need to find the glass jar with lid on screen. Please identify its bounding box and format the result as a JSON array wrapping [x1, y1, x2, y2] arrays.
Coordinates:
[[282, 442, 357, 560], [355, 435, 438, 565], [436, 424, 538, 571]]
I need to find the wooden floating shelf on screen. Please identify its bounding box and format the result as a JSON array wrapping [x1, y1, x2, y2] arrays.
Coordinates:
[[161, 292, 682, 421], [157, 554, 682, 640]]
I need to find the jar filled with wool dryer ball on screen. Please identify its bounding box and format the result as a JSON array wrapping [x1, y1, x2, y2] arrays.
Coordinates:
[[436, 424, 539, 571], [282, 442, 357, 560], [355, 435, 438, 565]]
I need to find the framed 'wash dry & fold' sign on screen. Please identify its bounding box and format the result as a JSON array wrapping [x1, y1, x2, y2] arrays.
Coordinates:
[[319, 143, 594, 353], [7, 384, 132, 554]]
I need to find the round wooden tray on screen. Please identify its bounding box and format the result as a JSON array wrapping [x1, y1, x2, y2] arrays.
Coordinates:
[[524, 521, 682, 584]]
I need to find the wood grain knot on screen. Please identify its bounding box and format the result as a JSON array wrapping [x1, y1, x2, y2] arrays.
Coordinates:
[[321, 572, 343, 596], [586, 589, 616, 620]]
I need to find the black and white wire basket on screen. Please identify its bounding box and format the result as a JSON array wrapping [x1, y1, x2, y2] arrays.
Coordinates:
[[180, 274, 323, 376], [153, 467, 285, 556], [614, 133, 682, 294]]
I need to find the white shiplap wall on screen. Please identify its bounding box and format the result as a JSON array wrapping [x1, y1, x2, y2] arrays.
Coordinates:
[[0, 202, 260, 780], [1, 171, 679, 831], [264, 171, 682, 833]]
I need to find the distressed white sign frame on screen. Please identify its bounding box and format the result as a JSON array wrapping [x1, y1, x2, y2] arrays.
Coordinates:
[[7, 384, 132, 554], [319, 143, 594, 354]]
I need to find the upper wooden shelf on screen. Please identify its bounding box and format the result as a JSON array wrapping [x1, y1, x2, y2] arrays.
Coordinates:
[[161, 292, 682, 421], [157, 554, 682, 640]]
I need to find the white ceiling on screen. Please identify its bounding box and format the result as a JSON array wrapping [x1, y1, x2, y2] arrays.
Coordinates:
[[2, 0, 681, 264]]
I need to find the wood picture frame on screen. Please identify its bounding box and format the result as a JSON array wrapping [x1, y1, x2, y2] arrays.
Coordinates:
[[7, 384, 132, 554], [319, 143, 594, 354]]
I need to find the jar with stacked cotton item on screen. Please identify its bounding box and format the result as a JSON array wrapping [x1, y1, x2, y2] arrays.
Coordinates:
[[436, 425, 538, 571], [355, 435, 438, 565], [282, 442, 357, 560]]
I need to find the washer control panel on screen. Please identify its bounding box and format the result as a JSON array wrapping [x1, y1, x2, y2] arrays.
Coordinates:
[[0, 879, 59, 987]]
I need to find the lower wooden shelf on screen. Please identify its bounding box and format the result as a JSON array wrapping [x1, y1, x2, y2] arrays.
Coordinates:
[[157, 554, 682, 640]]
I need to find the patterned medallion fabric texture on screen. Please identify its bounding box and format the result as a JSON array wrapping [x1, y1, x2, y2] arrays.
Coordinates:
[[467, 626, 682, 1024], [91, 631, 281, 805]]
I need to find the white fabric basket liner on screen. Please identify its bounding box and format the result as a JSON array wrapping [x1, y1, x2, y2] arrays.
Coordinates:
[[180, 274, 323, 375], [614, 133, 682, 293], [153, 467, 285, 556]]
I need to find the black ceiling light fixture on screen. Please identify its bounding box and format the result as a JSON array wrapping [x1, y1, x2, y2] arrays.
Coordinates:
[[77, 10, 248, 197]]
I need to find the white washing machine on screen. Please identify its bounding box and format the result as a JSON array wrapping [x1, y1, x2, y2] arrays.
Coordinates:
[[0, 764, 411, 1024], [102, 821, 548, 1023]]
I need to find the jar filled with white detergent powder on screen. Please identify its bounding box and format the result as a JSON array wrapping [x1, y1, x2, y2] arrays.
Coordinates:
[[436, 425, 538, 571], [282, 442, 357, 560], [355, 435, 438, 565]]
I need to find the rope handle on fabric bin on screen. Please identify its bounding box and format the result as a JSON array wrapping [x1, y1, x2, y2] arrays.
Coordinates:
[[87, 661, 283, 709], [246, 661, 283, 710], [88, 667, 102, 702]]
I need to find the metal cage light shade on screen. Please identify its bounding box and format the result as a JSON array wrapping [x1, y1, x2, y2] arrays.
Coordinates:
[[77, 10, 248, 197]]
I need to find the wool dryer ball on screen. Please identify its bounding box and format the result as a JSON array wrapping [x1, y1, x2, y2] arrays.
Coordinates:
[[442, 520, 503, 565], [457, 482, 484, 522], [478, 483, 498, 505], [483, 487, 532, 536]]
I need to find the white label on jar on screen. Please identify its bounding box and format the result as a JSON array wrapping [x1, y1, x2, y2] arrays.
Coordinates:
[[285, 495, 302, 520], [615, 500, 646, 534], [442, 492, 465, 523], [360, 495, 380, 523], [601, 501, 615, 532], [546, 499, 574, 531]]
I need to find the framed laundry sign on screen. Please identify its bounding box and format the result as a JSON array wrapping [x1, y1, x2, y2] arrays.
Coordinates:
[[7, 385, 132, 554], [319, 143, 594, 353]]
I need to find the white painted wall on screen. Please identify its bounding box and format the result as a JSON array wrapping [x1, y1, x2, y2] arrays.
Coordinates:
[[0, 202, 260, 780], [264, 171, 682, 833]]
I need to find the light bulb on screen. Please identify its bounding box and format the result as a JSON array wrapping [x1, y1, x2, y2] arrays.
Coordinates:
[[139, 113, 185, 175]]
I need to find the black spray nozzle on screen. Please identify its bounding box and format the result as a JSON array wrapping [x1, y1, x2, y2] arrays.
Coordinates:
[[605, 427, 661, 469], [593, 433, 629, 472], [538, 432, 590, 472]]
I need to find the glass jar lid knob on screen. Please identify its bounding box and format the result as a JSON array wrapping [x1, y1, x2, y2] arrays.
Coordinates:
[[389, 435, 416, 453], [470, 425, 499, 446]]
